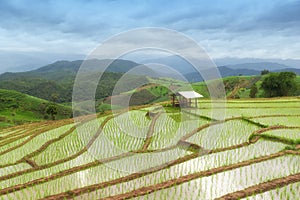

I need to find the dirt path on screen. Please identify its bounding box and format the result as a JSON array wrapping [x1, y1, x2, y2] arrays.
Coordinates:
[[227, 79, 250, 99], [23, 158, 39, 168], [142, 112, 162, 150]]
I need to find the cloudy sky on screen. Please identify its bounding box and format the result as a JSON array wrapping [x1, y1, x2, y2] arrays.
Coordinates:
[[1, 0, 300, 72]]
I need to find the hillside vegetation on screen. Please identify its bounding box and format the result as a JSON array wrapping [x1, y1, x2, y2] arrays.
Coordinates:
[[0, 59, 150, 103], [0, 89, 72, 127], [1, 59, 299, 104], [192, 74, 300, 99]]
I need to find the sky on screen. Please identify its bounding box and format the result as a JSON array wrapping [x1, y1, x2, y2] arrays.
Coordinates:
[[0, 0, 300, 73]]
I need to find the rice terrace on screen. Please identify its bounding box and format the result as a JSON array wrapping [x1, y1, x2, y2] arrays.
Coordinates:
[[1, 0, 300, 199], [0, 96, 299, 199]]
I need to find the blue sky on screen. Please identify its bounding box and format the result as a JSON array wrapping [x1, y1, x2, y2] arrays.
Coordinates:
[[0, 0, 300, 72]]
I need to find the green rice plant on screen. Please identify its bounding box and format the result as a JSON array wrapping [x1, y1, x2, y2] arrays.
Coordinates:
[[148, 112, 209, 150], [0, 124, 74, 166], [133, 155, 300, 200], [32, 117, 106, 165], [1, 98, 299, 199], [0, 163, 31, 177], [250, 116, 300, 127], [72, 140, 286, 199], [262, 129, 300, 142], [187, 119, 261, 150], [2, 148, 189, 199]]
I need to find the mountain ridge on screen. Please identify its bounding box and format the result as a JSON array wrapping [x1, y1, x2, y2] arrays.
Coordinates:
[[0, 58, 299, 103], [224, 62, 292, 71], [1, 58, 299, 86], [1, 58, 299, 78]]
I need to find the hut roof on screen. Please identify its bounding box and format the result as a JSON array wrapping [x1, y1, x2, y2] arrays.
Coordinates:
[[177, 91, 203, 99]]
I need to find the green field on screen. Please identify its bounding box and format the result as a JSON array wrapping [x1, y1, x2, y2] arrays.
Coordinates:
[[0, 98, 299, 199], [0, 89, 73, 127]]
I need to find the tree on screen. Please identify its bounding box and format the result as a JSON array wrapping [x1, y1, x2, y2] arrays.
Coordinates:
[[261, 72, 297, 97], [46, 103, 58, 120], [261, 69, 270, 75], [249, 84, 258, 98], [51, 93, 59, 103]]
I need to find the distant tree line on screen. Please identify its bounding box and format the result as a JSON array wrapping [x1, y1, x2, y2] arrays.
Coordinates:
[[0, 72, 149, 103]]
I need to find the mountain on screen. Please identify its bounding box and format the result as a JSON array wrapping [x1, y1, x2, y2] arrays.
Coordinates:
[[142, 56, 300, 80], [143, 55, 300, 70], [1, 58, 299, 103], [0, 59, 152, 103], [218, 66, 260, 77], [0, 51, 86, 74], [185, 65, 300, 82], [215, 57, 300, 69], [224, 62, 291, 71], [184, 66, 260, 82], [33, 59, 144, 73], [0, 59, 146, 80], [141, 56, 197, 74]]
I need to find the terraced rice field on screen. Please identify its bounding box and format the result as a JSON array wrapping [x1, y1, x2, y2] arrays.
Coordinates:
[[0, 98, 299, 199]]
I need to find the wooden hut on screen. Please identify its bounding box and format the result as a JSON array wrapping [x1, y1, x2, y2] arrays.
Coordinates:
[[172, 91, 203, 108]]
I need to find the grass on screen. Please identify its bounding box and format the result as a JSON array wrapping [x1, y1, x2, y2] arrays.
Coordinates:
[[0, 89, 73, 128]]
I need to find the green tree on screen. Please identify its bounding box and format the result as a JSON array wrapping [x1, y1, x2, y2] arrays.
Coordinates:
[[51, 93, 59, 103], [261, 72, 297, 97], [249, 84, 258, 98], [261, 69, 270, 75], [46, 103, 58, 120]]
